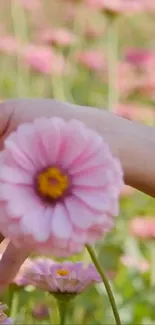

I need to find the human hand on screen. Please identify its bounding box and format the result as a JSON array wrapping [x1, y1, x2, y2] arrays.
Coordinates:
[[0, 97, 155, 292]]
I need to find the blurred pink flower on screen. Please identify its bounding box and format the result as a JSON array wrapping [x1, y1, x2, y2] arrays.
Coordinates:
[[18, 258, 101, 294], [120, 255, 149, 273], [14, 0, 40, 10], [76, 50, 106, 72], [125, 49, 154, 67], [0, 118, 123, 256], [115, 104, 155, 124], [117, 62, 138, 98], [0, 36, 21, 55], [121, 185, 135, 198], [39, 28, 77, 46], [84, 26, 104, 40], [130, 217, 155, 239], [0, 304, 12, 325], [32, 303, 49, 320], [86, 0, 143, 14], [22, 45, 65, 75]]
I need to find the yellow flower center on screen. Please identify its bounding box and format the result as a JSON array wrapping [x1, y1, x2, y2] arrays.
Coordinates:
[[56, 269, 69, 276], [37, 167, 69, 199]]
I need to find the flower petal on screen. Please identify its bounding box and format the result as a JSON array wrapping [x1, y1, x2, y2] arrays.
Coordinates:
[[72, 187, 111, 212], [20, 207, 51, 242], [70, 142, 110, 175], [17, 124, 47, 169], [65, 196, 95, 229], [6, 188, 41, 218], [5, 131, 35, 172], [35, 117, 65, 165], [59, 120, 88, 168], [51, 203, 72, 239], [0, 166, 33, 184]]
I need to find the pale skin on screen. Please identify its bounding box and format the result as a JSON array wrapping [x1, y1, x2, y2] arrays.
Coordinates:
[[0, 98, 155, 292]]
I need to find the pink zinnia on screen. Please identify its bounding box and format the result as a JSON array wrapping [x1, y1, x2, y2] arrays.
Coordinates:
[[130, 217, 155, 239], [14, 0, 40, 10], [0, 118, 123, 256], [0, 36, 21, 55], [22, 45, 65, 75], [76, 50, 105, 72], [115, 104, 155, 124], [86, 0, 143, 14], [17, 258, 101, 294], [39, 28, 77, 46], [125, 49, 154, 67], [120, 255, 149, 273]]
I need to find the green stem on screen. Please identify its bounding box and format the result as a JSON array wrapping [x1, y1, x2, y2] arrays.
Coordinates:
[[10, 290, 19, 320], [150, 241, 155, 287], [86, 244, 121, 325], [107, 17, 119, 112], [58, 301, 68, 325], [10, 0, 30, 97]]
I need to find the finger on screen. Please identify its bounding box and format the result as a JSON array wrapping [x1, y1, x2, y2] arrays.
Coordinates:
[[0, 242, 30, 294], [0, 98, 75, 135]]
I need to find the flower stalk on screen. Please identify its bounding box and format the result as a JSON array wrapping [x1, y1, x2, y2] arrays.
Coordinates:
[[57, 300, 68, 325], [86, 244, 121, 325], [107, 16, 119, 112]]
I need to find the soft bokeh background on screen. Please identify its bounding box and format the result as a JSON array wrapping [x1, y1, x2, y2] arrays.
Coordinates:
[[1, 0, 155, 324]]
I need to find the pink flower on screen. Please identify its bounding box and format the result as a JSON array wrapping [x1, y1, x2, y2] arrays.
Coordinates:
[[130, 217, 155, 239], [0, 118, 123, 256], [86, 0, 143, 14], [22, 45, 65, 75], [76, 50, 106, 72], [32, 303, 49, 320], [84, 26, 104, 40], [39, 28, 77, 46], [125, 49, 154, 67], [17, 258, 101, 294], [0, 304, 12, 325], [14, 0, 40, 10], [116, 62, 138, 98], [0, 36, 21, 55], [115, 104, 155, 124], [120, 255, 149, 273]]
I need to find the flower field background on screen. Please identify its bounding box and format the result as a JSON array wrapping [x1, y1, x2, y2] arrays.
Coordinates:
[[1, 0, 155, 324]]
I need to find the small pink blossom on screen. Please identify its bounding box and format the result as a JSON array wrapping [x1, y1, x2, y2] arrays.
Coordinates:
[[21, 45, 65, 75], [86, 0, 143, 14], [17, 258, 101, 294], [76, 50, 106, 72], [84, 26, 104, 40], [120, 255, 150, 273], [130, 217, 155, 239], [117, 62, 138, 98], [14, 0, 40, 10], [32, 303, 49, 320], [0, 118, 123, 256], [125, 49, 154, 67], [0, 36, 21, 55], [39, 28, 77, 46], [115, 104, 155, 124]]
